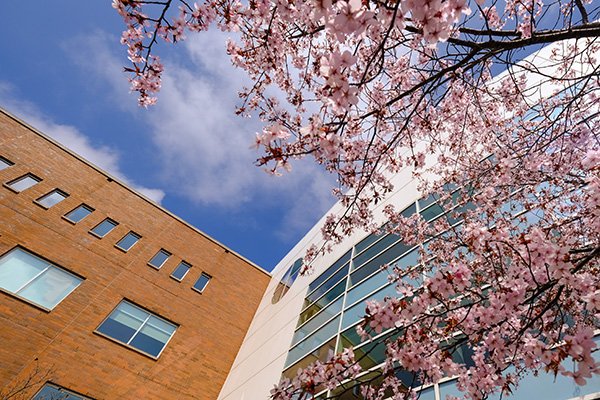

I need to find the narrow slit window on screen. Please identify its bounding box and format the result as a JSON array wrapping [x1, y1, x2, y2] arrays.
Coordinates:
[[192, 273, 211, 293], [64, 204, 94, 223], [36, 189, 69, 208], [115, 232, 141, 252], [0, 156, 13, 170], [90, 218, 118, 238], [5, 173, 41, 192], [171, 262, 191, 282], [148, 249, 171, 269]]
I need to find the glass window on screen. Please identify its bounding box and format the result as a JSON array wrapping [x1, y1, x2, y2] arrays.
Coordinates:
[[352, 233, 401, 270], [341, 283, 397, 330], [292, 296, 344, 346], [33, 383, 91, 400], [272, 258, 303, 304], [64, 204, 94, 223], [299, 280, 346, 325], [285, 315, 340, 368], [36, 189, 68, 208], [171, 262, 191, 281], [5, 173, 41, 192], [96, 300, 177, 358], [148, 249, 170, 269], [349, 240, 412, 287], [0, 247, 82, 310], [307, 250, 351, 293], [0, 156, 13, 170], [304, 263, 349, 307], [192, 273, 211, 293], [115, 231, 141, 252], [89, 218, 118, 238]]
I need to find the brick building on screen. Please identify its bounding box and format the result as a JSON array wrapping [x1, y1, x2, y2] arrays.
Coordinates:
[[0, 109, 270, 399]]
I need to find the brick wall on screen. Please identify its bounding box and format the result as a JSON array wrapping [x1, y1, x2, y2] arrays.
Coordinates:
[[0, 110, 270, 399]]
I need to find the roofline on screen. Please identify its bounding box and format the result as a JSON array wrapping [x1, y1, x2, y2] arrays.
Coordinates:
[[0, 107, 271, 277]]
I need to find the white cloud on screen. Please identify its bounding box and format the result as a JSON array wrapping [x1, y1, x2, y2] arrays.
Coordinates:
[[63, 29, 336, 237], [0, 83, 165, 204]]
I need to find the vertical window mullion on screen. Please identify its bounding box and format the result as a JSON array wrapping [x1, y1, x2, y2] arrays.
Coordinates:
[[127, 314, 151, 345], [14, 265, 50, 294]]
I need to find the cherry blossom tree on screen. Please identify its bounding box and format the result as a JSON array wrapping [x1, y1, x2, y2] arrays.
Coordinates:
[[113, 0, 599, 399]]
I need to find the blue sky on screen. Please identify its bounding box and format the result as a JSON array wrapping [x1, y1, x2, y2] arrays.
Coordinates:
[[0, 2, 336, 271]]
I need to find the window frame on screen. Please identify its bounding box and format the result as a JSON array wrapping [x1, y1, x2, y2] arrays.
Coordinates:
[[0, 246, 84, 312], [62, 204, 95, 224], [32, 382, 94, 400], [4, 173, 42, 193], [192, 272, 212, 294], [147, 249, 171, 270], [0, 156, 14, 170], [89, 218, 119, 238], [94, 299, 178, 359], [34, 189, 69, 209], [170, 261, 191, 282], [114, 231, 141, 252]]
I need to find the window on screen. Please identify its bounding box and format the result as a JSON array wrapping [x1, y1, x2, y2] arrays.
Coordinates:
[[96, 300, 177, 358], [0, 247, 82, 310], [115, 231, 141, 252], [89, 218, 118, 238], [192, 273, 211, 293], [148, 249, 170, 269], [5, 173, 41, 192], [33, 383, 91, 400], [170, 262, 191, 281], [0, 156, 13, 170], [36, 189, 69, 208], [64, 204, 94, 223]]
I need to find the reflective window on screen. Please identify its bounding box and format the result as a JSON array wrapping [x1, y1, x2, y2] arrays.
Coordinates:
[[148, 249, 170, 269], [304, 263, 349, 306], [307, 250, 351, 293], [282, 337, 336, 381], [293, 296, 344, 346], [286, 315, 340, 368], [36, 189, 68, 208], [6, 173, 41, 192], [115, 231, 141, 252], [0, 156, 13, 170], [349, 240, 412, 286], [0, 247, 82, 310], [193, 273, 211, 293], [299, 280, 346, 325], [171, 262, 191, 281], [96, 300, 177, 358], [272, 258, 303, 303], [420, 203, 445, 222], [90, 218, 118, 238], [341, 283, 397, 330], [64, 204, 94, 223], [33, 383, 91, 400], [352, 233, 401, 271]]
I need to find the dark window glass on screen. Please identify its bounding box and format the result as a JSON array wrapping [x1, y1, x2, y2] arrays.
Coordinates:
[[148, 249, 170, 269], [171, 262, 191, 281], [115, 231, 141, 251], [96, 301, 176, 358], [349, 240, 412, 286], [299, 280, 346, 324], [421, 203, 445, 222], [352, 233, 402, 271], [90, 219, 118, 238], [193, 273, 211, 293], [304, 263, 349, 306], [33, 383, 90, 400], [6, 173, 41, 192], [64, 204, 94, 223], [307, 250, 351, 293]]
